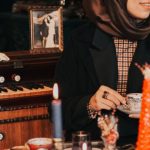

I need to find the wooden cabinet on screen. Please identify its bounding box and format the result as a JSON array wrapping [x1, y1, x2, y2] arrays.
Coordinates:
[[0, 95, 53, 149]]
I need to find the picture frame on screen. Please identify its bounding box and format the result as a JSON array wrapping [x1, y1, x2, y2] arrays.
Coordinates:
[[30, 6, 63, 53]]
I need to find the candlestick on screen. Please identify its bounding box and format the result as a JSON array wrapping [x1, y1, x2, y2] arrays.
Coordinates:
[[51, 83, 63, 139]]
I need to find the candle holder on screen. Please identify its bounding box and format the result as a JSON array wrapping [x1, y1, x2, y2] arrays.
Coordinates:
[[98, 114, 119, 150], [72, 131, 92, 150]]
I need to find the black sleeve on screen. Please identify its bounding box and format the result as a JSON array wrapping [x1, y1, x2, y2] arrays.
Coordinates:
[[53, 33, 94, 132]]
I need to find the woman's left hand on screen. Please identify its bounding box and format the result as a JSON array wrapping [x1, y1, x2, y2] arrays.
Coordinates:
[[129, 113, 140, 119]]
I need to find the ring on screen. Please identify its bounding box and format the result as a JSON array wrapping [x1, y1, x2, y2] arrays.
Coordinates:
[[102, 91, 109, 99]]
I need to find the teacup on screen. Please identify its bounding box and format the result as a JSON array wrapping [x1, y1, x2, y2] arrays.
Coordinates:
[[26, 137, 53, 150], [126, 93, 142, 112]]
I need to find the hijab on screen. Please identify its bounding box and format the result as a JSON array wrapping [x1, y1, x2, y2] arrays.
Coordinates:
[[82, 0, 150, 40]]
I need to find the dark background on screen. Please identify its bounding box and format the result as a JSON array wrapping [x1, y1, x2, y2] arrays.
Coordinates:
[[0, 0, 86, 51]]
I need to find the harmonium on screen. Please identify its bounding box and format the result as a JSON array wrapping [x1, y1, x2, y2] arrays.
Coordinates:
[[0, 51, 60, 149]]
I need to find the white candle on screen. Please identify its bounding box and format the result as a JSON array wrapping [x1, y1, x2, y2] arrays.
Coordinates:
[[51, 83, 63, 138], [82, 142, 88, 150]]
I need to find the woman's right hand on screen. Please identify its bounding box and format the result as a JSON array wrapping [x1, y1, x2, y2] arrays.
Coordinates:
[[89, 85, 126, 111]]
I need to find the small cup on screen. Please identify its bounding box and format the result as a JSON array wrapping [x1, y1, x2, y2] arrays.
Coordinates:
[[126, 93, 142, 112], [26, 137, 53, 150], [72, 131, 92, 150]]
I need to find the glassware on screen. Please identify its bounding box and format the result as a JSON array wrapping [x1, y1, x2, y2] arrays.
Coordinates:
[[72, 131, 92, 150], [26, 137, 53, 150], [98, 115, 119, 150]]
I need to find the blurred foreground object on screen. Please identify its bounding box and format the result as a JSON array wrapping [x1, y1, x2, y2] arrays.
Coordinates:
[[136, 64, 150, 150], [0, 52, 10, 61], [98, 114, 119, 150]]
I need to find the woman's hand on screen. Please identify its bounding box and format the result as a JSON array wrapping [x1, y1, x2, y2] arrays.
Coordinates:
[[89, 85, 126, 111], [129, 113, 140, 119]]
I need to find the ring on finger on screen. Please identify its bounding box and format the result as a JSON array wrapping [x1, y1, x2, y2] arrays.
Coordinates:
[[102, 91, 109, 99]]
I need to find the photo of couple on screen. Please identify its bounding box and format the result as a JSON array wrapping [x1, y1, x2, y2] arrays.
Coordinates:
[[30, 7, 62, 51]]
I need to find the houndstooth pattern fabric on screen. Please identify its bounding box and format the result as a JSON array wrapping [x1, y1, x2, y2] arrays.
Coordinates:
[[114, 37, 137, 96]]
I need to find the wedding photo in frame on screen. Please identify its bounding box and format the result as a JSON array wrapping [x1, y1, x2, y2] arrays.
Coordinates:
[[30, 6, 63, 53]]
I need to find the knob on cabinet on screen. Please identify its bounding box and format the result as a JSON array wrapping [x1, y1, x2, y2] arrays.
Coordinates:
[[12, 74, 21, 82], [0, 76, 5, 83], [0, 132, 4, 141]]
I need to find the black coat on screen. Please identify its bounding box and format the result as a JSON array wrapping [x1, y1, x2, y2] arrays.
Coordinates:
[[54, 22, 150, 141]]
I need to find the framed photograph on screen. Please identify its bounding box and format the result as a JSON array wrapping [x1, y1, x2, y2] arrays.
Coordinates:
[[30, 6, 63, 53]]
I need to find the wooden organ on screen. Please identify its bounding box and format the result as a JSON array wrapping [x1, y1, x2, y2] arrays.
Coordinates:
[[0, 51, 60, 149]]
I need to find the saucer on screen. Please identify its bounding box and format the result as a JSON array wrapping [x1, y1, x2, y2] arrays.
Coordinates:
[[117, 105, 140, 115]]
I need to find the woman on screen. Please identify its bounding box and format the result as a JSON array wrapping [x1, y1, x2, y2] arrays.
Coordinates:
[[44, 15, 56, 48], [53, 0, 150, 145]]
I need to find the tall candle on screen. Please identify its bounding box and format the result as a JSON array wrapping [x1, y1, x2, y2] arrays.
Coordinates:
[[51, 83, 63, 138]]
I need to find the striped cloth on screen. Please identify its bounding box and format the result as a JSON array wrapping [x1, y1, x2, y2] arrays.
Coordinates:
[[114, 37, 137, 96]]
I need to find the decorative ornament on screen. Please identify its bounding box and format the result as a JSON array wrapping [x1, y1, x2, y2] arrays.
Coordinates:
[[136, 63, 150, 150]]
